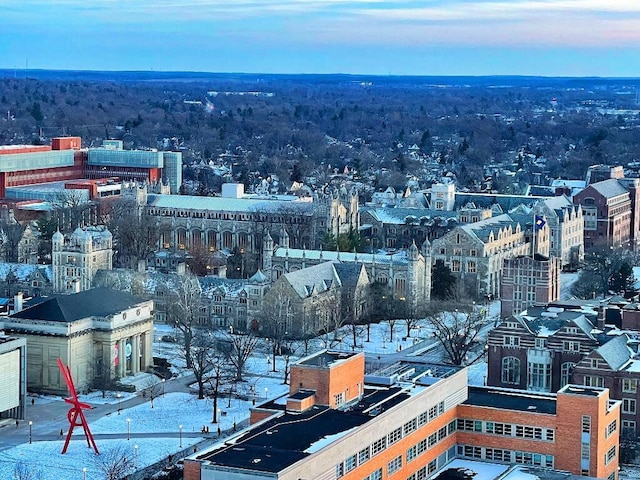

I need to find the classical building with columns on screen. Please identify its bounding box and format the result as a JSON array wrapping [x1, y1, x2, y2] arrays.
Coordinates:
[[0, 288, 153, 395]]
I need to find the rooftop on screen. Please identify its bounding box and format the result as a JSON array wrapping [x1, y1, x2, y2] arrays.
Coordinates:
[[298, 350, 359, 367], [465, 386, 557, 414], [196, 385, 410, 473]]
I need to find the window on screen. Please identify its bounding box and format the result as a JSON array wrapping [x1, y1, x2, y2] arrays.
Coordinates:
[[502, 357, 521, 384], [623, 378, 638, 394], [534, 338, 546, 349], [503, 336, 520, 347], [334, 392, 346, 407], [451, 260, 461, 272], [622, 420, 636, 435], [467, 261, 476, 273], [582, 415, 591, 434], [367, 469, 382, 480], [563, 341, 580, 352], [583, 376, 604, 388], [407, 445, 417, 462], [387, 455, 402, 475], [528, 362, 551, 391], [606, 420, 617, 438], [335, 462, 344, 478], [371, 437, 386, 456], [623, 398, 636, 414], [453, 247, 462, 255], [605, 446, 616, 465], [388, 427, 402, 445], [358, 446, 370, 465], [403, 418, 417, 436], [345, 454, 357, 472], [560, 362, 575, 388]]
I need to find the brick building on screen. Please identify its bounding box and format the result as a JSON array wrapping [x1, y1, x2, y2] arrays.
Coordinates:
[[184, 350, 620, 480], [573, 179, 635, 250], [487, 306, 601, 393], [500, 254, 561, 318]]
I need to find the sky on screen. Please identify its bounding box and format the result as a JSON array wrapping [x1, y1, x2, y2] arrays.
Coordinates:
[[2, 0, 640, 76]]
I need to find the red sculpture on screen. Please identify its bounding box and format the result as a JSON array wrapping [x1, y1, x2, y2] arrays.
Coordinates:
[[57, 358, 99, 454]]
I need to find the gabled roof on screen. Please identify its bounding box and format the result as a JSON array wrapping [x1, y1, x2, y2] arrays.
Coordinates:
[[592, 334, 632, 370], [9, 288, 144, 323], [282, 262, 342, 299], [587, 179, 628, 199]]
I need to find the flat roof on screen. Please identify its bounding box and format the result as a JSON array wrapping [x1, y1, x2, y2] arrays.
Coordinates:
[[197, 385, 409, 473], [298, 350, 359, 367], [464, 386, 557, 415]]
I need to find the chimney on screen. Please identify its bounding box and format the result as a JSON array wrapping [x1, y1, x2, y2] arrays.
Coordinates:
[[72, 279, 81, 293], [13, 292, 23, 313]]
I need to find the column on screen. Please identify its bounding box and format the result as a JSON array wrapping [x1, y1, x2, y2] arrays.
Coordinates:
[[132, 335, 139, 374], [119, 339, 126, 378]]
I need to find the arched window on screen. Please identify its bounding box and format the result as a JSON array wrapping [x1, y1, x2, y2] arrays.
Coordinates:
[[560, 362, 575, 388], [502, 357, 520, 384]]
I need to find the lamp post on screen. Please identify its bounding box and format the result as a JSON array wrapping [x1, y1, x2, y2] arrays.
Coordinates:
[[179, 424, 183, 448], [29, 420, 32, 444], [117, 393, 122, 414], [162, 378, 165, 397], [126, 418, 131, 441], [134, 444, 138, 469], [264, 387, 268, 399], [82, 467, 87, 480]]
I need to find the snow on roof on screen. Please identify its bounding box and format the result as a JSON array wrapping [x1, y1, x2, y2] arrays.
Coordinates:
[[589, 179, 628, 198], [0, 263, 52, 282], [147, 194, 313, 214], [273, 248, 410, 265], [303, 426, 359, 454]]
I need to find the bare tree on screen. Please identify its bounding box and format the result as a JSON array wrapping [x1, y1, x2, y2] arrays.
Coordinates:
[[92, 358, 114, 399], [221, 332, 259, 382], [281, 339, 300, 384], [142, 376, 162, 408], [187, 330, 220, 400], [94, 444, 133, 480], [107, 198, 162, 268], [424, 302, 486, 366], [13, 461, 42, 480], [208, 348, 233, 423], [258, 287, 294, 371], [166, 274, 204, 369], [0, 221, 26, 262], [49, 190, 94, 230]]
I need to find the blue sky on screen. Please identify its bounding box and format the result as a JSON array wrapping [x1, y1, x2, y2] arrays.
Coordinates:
[[2, 0, 640, 76]]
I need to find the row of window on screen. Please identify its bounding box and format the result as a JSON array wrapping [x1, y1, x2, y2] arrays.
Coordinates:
[[502, 336, 581, 352], [336, 402, 446, 478], [456, 419, 554, 441], [457, 445, 554, 468], [407, 421, 457, 463]]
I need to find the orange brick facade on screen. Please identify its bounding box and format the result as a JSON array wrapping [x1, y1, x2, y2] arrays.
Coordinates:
[[185, 352, 621, 480]]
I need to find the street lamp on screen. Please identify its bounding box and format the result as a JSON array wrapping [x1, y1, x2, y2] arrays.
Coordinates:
[[179, 424, 183, 448], [29, 420, 32, 444], [162, 378, 165, 397], [82, 467, 87, 480], [117, 393, 122, 414], [126, 418, 131, 441], [134, 444, 138, 469], [264, 387, 268, 399]]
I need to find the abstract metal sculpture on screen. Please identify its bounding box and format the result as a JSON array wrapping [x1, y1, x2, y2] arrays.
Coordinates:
[[57, 358, 99, 454]]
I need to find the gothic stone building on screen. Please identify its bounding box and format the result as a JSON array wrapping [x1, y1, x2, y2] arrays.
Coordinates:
[[52, 226, 113, 293], [263, 235, 432, 310], [125, 182, 358, 258]]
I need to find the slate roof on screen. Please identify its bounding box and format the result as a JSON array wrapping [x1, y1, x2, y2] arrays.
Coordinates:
[[333, 263, 367, 289], [453, 192, 550, 212], [273, 248, 410, 265], [594, 333, 632, 370], [361, 206, 457, 225], [588, 179, 629, 199], [520, 310, 596, 339], [283, 262, 342, 298], [9, 288, 144, 323], [459, 213, 523, 243]]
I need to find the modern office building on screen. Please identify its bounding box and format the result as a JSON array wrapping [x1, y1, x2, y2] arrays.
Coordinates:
[[184, 350, 620, 480], [0, 335, 27, 421]]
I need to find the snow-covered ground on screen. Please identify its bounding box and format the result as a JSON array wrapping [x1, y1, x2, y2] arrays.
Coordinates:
[[0, 302, 501, 479]]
